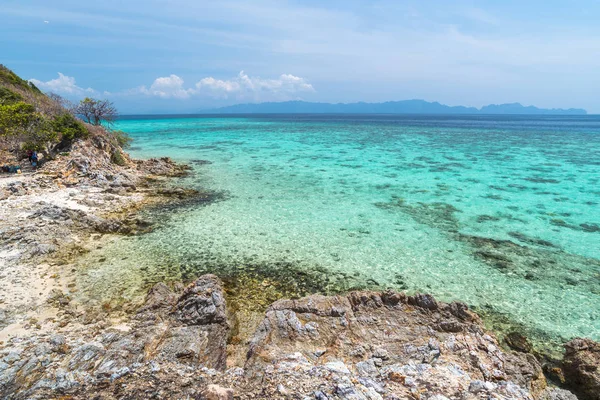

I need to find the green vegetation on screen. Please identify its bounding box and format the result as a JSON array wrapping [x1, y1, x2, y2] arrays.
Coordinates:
[[0, 101, 58, 153], [111, 149, 127, 166], [110, 130, 132, 149], [0, 65, 132, 165], [52, 113, 88, 141], [0, 87, 23, 104], [0, 64, 42, 95]]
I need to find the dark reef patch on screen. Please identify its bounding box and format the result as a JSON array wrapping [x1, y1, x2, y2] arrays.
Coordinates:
[[524, 176, 560, 184], [457, 234, 600, 295], [375, 198, 461, 231], [476, 214, 501, 223], [473, 304, 565, 360], [147, 188, 229, 213], [550, 219, 600, 233], [189, 159, 213, 165], [507, 231, 558, 248]]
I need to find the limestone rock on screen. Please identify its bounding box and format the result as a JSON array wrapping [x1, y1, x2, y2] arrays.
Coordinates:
[[174, 274, 227, 326], [204, 384, 234, 400], [245, 290, 542, 399], [0, 279, 564, 399]]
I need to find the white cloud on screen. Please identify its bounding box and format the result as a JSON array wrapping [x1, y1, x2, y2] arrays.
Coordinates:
[[196, 77, 241, 93], [195, 71, 314, 99], [29, 73, 95, 96], [131, 71, 314, 101], [29, 71, 315, 105], [138, 74, 194, 99]]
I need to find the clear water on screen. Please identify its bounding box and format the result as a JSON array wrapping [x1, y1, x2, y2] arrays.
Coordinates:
[[78, 114, 600, 346]]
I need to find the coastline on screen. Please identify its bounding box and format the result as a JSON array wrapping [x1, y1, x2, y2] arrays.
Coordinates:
[[0, 139, 597, 399], [0, 135, 192, 341]]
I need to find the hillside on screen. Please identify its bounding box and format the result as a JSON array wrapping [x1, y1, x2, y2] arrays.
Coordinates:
[[204, 99, 587, 115], [0, 64, 128, 169]]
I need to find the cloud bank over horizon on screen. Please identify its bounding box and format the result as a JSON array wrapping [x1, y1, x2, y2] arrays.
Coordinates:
[[30, 71, 315, 106]]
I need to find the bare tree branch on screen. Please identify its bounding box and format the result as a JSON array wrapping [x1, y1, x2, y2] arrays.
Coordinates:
[[74, 98, 118, 127]]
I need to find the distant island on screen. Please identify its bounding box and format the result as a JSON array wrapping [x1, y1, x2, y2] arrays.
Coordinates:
[[203, 100, 587, 115]]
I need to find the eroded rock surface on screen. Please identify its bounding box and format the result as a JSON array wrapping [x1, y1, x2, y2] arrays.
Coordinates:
[[243, 290, 547, 399], [0, 275, 583, 399], [563, 338, 600, 400], [0, 275, 229, 399]]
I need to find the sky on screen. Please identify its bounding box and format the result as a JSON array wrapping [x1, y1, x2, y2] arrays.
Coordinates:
[[1, 0, 600, 114]]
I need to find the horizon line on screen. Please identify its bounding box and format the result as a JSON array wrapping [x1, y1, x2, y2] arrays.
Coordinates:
[[115, 112, 598, 117]]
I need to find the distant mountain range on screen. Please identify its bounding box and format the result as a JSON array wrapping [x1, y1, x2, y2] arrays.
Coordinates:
[[203, 100, 587, 115]]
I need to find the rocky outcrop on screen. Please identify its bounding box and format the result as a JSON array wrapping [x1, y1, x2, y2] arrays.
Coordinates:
[[137, 157, 191, 177], [0, 275, 229, 399], [563, 338, 600, 400], [0, 275, 583, 399], [244, 290, 547, 399]]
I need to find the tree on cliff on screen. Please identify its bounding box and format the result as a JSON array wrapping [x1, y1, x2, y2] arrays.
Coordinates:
[[74, 98, 118, 127]]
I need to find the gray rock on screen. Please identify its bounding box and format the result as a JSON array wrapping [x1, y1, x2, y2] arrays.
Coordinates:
[[324, 360, 351, 375], [356, 360, 379, 377], [49, 335, 66, 347], [314, 391, 329, 400], [68, 342, 105, 371], [539, 388, 579, 400], [110, 366, 131, 381], [174, 274, 227, 325]]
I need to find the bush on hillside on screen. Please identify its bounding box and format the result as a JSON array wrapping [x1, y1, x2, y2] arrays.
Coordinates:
[[110, 130, 132, 149], [111, 149, 127, 166], [0, 65, 42, 94], [0, 102, 37, 135], [53, 113, 88, 141], [0, 87, 23, 104], [0, 66, 133, 163], [0, 101, 59, 155]]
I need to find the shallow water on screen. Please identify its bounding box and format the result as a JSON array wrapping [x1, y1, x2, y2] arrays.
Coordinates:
[[78, 114, 600, 346]]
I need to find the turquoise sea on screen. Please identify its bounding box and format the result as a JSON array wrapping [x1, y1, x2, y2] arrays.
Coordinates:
[[79, 114, 600, 348]]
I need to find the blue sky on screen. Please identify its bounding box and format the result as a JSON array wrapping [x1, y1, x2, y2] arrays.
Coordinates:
[[2, 0, 599, 113]]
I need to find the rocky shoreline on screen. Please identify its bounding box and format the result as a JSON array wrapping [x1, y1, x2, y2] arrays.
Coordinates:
[[0, 130, 195, 338], [2, 273, 596, 400], [0, 137, 598, 399]]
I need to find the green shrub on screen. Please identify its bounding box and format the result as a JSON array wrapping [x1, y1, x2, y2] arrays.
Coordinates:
[[0, 102, 37, 135], [0, 64, 42, 94], [111, 149, 127, 166], [110, 130, 132, 149], [0, 87, 23, 104], [52, 113, 88, 141]]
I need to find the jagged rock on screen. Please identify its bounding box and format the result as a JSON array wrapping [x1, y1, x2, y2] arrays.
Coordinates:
[[503, 351, 547, 397], [0, 275, 230, 399], [136, 282, 177, 317], [68, 342, 106, 371], [174, 274, 228, 325], [246, 290, 543, 399], [139, 157, 191, 177], [563, 338, 600, 400], [506, 331, 534, 353], [0, 281, 566, 399]]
